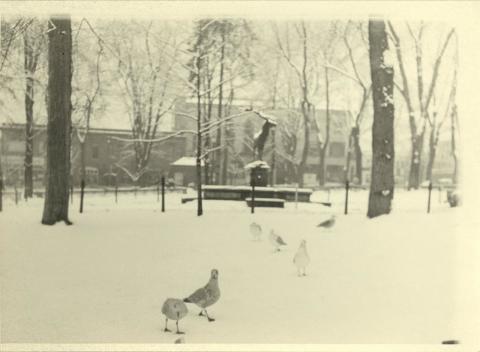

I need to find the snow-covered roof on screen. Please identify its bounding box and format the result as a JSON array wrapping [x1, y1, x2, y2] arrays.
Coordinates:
[[171, 157, 204, 167], [244, 160, 270, 170]]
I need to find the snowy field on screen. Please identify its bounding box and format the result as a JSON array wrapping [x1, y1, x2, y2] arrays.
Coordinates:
[[0, 188, 478, 346]]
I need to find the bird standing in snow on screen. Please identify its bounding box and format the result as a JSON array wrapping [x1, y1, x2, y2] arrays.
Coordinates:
[[293, 239, 310, 276], [250, 222, 262, 241], [317, 215, 336, 229], [269, 230, 287, 252], [162, 298, 189, 334], [184, 269, 220, 322]]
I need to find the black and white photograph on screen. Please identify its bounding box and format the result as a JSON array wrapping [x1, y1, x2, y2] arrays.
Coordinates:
[[0, 1, 479, 350]]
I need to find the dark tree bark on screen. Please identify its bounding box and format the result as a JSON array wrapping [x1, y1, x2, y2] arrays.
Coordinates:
[[41, 16, 73, 225], [367, 19, 395, 218], [24, 73, 34, 199]]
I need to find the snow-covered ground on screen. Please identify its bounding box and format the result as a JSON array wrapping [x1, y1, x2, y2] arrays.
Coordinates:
[[0, 189, 478, 346]]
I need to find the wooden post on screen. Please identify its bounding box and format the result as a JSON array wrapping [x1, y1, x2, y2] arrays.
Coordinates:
[[427, 181, 433, 213], [161, 176, 165, 213], [80, 179, 85, 213], [70, 183, 74, 204], [14, 184, 18, 205], [344, 180, 350, 215]]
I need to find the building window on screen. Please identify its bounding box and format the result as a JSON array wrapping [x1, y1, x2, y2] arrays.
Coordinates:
[[92, 145, 99, 159], [329, 142, 345, 158]]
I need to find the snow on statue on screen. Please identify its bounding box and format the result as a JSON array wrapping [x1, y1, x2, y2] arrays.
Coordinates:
[[293, 239, 310, 277], [183, 269, 221, 322]]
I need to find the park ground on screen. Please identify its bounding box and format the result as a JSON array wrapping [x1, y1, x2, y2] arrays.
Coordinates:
[[0, 188, 479, 346]]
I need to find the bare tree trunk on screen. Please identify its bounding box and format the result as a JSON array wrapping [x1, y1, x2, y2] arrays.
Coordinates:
[[23, 26, 41, 199], [367, 19, 395, 218], [24, 75, 34, 199], [42, 16, 73, 225], [221, 88, 233, 185], [80, 138, 87, 183], [297, 22, 310, 188], [195, 55, 203, 216], [352, 126, 363, 184], [216, 27, 226, 185], [407, 129, 425, 190], [318, 66, 331, 187], [425, 126, 437, 182], [318, 147, 326, 186], [451, 104, 458, 184]]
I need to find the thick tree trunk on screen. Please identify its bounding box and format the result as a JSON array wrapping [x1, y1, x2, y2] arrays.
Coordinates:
[[367, 19, 395, 219], [42, 16, 73, 225], [24, 75, 34, 199]]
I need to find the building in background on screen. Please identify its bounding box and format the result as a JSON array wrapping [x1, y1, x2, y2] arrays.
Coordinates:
[[0, 123, 186, 187]]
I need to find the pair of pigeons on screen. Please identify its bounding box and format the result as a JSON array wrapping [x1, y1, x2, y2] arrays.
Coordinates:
[[250, 222, 287, 252], [162, 269, 220, 335]]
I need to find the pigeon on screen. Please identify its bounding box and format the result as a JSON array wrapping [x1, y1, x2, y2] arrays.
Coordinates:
[[184, 269, 220, 322], [293, 239, 310, 276], [269, 230, 287, 252], [317, 215, 336, 229], [162, 298, 189, 334], [250, 222, 262, 241]]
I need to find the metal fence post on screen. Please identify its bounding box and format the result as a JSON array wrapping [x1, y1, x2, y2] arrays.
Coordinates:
[[161, 176, 165, 212], [344, 180, 350, 215]]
